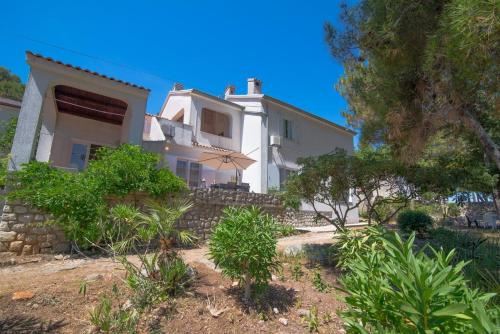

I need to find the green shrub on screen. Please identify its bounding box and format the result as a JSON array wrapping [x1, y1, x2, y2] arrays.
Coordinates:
[[208, 206, 280, 300], [331, 226, 386, 269], [397, 210, 433, 234], [7, 144, 187, 248], [89, 293, 139, 333], [121, 253, 192, 310], [338, 231, 500, 333]]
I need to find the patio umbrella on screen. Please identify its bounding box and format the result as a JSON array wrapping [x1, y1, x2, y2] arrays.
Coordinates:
[[198, 150, 256, 171]]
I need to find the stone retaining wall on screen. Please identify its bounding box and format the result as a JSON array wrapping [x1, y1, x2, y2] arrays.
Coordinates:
[[0, 200, 68, 255], [0, 189, 331, 255]]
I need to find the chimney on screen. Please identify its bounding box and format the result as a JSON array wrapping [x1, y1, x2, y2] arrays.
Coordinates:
[[172, 83, 184, 91], [247, 78, 262, 94], [224, 84, 235, 96]]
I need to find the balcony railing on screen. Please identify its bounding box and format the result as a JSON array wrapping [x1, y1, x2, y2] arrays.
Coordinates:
[[157, 119, 193, 147], [197, 131, 239, 151]]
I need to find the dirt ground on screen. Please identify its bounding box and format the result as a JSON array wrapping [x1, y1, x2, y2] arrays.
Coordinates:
[[0, 232, 346, 333]]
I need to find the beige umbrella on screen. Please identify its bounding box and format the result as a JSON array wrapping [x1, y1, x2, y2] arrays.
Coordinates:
[[198, 150, 256, 171]]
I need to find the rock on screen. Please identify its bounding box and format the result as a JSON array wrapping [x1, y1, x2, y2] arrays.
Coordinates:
[[273, 307, 279, 314], [85, 273, 104, 282], [122, 299, 132, 310], [278, 318, 288, 326], [297, 308, 311, 317], [12, 290, 35, 300], [2, 213, 17, 221], [232, 281, 239, 287], [0, 231, 17, 242], [18, 214, 34, 224], [11, 224, 26, 232], [54, 254, 65, 260], [9, 241, 24, 253], [34, 214, 45, 221], [271, 274, 277, 281], [0, 221, 9, 231], [3, 205, 12, 213], [32, 303, 39, 309], [14, 206, 27, 214], [22, 245, 33, 255]]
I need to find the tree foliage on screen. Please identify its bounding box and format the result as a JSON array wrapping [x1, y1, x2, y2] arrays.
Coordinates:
[[325, 0, 499, 170], [285, 148, 415, 229], [0, 67, 25, 101]]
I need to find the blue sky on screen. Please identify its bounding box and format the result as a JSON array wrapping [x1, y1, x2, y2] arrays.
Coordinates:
[[1, 1, 351, 132]]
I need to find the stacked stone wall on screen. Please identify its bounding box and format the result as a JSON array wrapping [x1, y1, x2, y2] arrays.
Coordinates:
[[0, 189, 331, 255]]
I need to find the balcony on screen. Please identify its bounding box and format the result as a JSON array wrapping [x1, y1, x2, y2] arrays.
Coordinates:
[[197, 131, 239, 151], [157, 119, 193, 147]]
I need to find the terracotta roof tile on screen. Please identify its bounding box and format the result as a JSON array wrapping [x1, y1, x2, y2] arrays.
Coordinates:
[[27, 51, 150, 92]]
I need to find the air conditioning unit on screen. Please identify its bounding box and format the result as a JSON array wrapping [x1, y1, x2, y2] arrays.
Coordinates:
[[162, 124, 175, 138], [270, 135, 282, 147]]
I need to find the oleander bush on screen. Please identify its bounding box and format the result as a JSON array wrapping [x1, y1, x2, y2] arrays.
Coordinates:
[[397, 209, 433, 235], [7, 144, 187, 248], [209, 206, 280, 300], [337, 230, 500, 333]]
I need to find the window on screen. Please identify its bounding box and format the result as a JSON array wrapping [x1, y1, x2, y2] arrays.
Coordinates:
[[69, 143, 106, 171], [176, 160, 188, 181], [279, 167, 294, 190], [201, 108, 231, 138], [176, 159, 202, 188], [189, 162, 202, 188], [70, 143, 88, 171], [283, 119, 294, 140]]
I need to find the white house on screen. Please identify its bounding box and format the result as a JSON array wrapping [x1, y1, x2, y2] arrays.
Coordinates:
[[144, 78, 359, 223]]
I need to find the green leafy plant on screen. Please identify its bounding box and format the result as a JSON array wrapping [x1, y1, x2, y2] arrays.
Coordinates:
[[121, 253, 192, 310], [291, 261, 304, 281], [338, 231, 500, 333], [208, 206, 280, 300], [332, 226, 386, 269], [311, 267, 329, 292], [277, 224, 296, 237], [305, 305, 319, 333], [7, 144, 187, 248], [89, 294, 139, 333], [397, 210, 434, 235], [114, 201, 196, 310]]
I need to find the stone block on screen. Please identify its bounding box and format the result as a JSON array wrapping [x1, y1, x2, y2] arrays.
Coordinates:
[[53, 243, 69, 253], [0, 231, 17, 242], [18, 214, 34, 224], [16, 233, 25, 241], [13, 206, 28, 214], [32, 227, 48, 235], [34, 214, 45, 221], [3, 205, 12, 213], [0, 242, 9, 252], [46, 234, 57, 242], [40, 242, 51, 248], [11, 224, 26, 232], [24, 235, 37, 244], [0, 221, 9, 231], [22, 244, 33, 255], [2, 213, 17, 221], [9, 241, 24, 253]]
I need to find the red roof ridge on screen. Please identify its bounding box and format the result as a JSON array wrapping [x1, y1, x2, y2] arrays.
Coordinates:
[[26, 51, 150, 92]]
